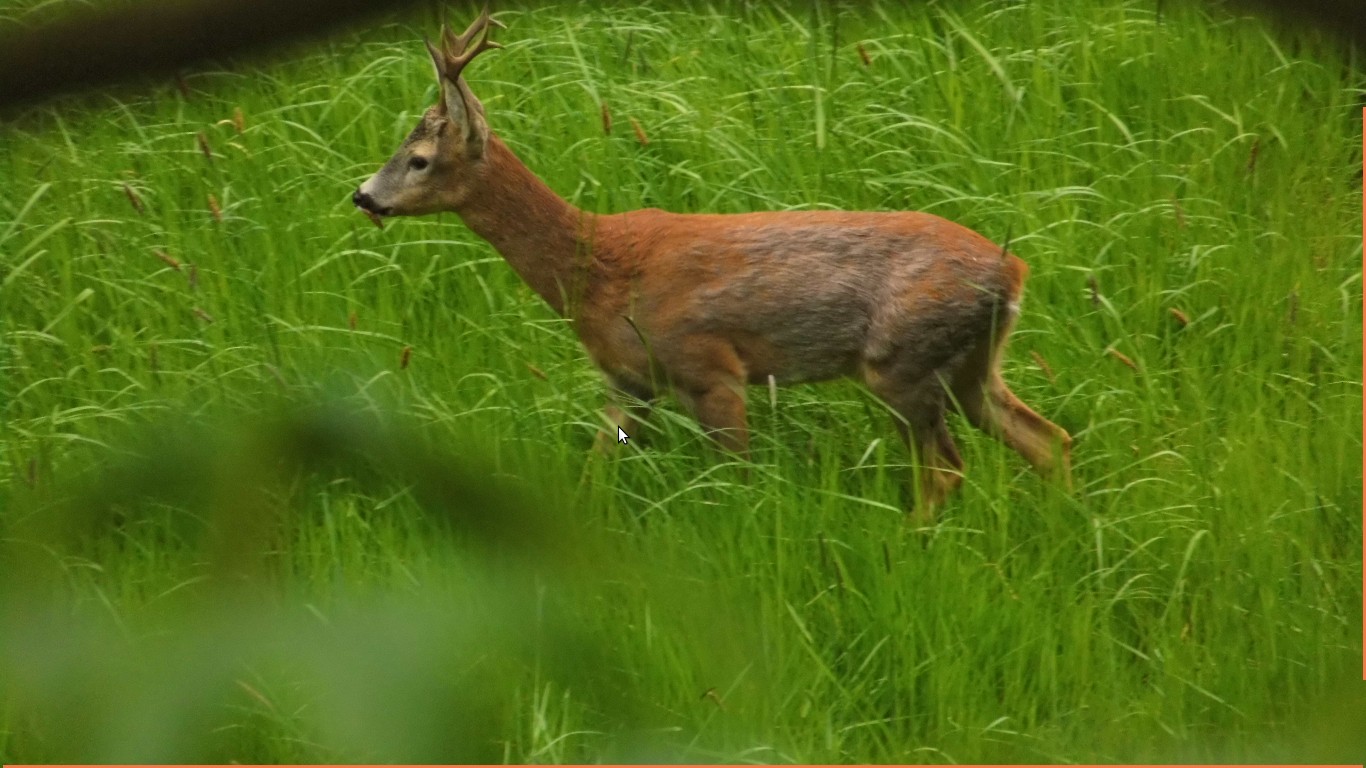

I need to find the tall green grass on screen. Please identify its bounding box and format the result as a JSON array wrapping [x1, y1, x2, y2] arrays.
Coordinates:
[[1, 0, 1362, 762]]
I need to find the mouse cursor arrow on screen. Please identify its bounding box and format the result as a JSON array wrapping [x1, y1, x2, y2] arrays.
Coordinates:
[[617, 426, 629, 445]]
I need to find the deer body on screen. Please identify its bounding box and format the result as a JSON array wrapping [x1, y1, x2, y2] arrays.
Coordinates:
[[354, 11, 1072, 514]]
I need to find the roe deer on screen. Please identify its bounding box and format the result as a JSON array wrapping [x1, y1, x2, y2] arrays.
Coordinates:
[[352, 9, 1073, 516]]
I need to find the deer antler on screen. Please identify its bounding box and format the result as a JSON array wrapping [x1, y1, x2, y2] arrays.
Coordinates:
[[439, 6, 505, 80]]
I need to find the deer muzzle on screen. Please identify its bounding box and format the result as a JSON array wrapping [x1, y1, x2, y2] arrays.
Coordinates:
[[352, 189, 392, 216]]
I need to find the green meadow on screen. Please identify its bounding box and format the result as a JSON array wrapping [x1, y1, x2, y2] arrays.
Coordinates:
[[1, 0, 1362, 762]]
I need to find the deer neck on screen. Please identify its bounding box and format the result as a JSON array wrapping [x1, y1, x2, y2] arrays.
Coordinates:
[[453, 135, 593, 317]]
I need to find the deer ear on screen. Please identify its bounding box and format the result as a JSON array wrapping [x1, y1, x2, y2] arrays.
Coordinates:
[[438, 74, 490, 158]]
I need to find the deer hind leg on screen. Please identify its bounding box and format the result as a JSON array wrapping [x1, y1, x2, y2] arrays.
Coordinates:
[[969, 375, 1072, 489], [952, 329, 1073, 490], [865, 368, 965, 521]]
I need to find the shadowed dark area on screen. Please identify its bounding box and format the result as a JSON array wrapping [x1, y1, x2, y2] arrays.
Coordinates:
[[0, 0, 424, 113], [0, 0, 1360, 113], [1237, 0, 1365, 45]]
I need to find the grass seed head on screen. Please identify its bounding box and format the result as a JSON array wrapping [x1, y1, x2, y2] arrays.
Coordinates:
[[630, 116, 649, 146], [122, 183, 145, 215], [1108, 348, 1138, 371], [154, 249, 181, 271], [1247, 136, 1262, 175], [1029, 349, 1056, 384]]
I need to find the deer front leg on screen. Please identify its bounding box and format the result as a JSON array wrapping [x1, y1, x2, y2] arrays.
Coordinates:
[[594, 375, 655, 453], [679, 383, 750, 459], [668, 340, 752, 460]]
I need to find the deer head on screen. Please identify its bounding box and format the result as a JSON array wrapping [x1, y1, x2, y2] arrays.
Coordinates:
[[353, 8, 504, 219]]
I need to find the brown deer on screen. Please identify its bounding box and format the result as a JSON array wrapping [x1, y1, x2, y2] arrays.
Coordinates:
[[352, 9, 1072, 516]]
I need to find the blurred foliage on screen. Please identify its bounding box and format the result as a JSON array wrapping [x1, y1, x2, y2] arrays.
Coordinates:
[[0, 397, 757, 762]]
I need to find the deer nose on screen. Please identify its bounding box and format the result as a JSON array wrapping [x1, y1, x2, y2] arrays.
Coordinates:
[[352, 189, 373, 210]]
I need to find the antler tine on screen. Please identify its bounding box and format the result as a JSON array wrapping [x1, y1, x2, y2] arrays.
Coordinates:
[[442, 6, 499, 58], [446, 12, 503, 78], [425, 32, 447, 78], [441, 15, 479, 56]]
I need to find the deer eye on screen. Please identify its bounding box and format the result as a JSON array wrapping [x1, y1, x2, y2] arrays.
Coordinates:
[[409, 156, 430, 171]]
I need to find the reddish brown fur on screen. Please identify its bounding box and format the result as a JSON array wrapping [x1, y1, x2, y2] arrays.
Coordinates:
[[355, 13, 1072, 516]]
